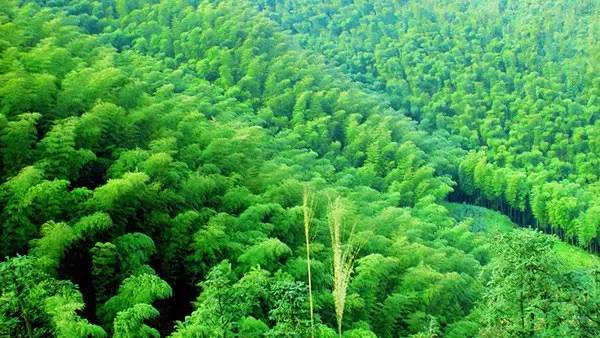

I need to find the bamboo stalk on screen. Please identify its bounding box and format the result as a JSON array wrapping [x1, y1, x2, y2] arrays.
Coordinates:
[[328, 196, 359, 338], [303, 186, 315, 338]]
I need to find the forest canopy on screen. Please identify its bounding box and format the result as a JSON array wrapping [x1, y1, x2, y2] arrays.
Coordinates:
[[0, 0, 598, 337]]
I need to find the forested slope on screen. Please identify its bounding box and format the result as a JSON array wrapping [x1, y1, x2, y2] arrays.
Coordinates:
[[252, 0, 600, 251], [0, 1, 598, 337]]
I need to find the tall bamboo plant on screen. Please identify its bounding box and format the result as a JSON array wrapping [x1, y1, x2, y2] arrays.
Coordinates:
[[302, 186, 315, 338], [328, 196, 359, 338]]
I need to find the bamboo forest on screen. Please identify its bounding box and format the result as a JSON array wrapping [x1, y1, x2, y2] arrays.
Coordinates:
[[1, 0, 599, 337]]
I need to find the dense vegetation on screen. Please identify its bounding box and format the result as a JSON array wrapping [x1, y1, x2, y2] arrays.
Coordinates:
[[252, 0, 600, 251], [0, 1, 598, 337]]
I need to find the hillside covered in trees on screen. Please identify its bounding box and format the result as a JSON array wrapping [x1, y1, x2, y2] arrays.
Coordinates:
[[253, 0, 600, 251], [0, 1, 598, 337]]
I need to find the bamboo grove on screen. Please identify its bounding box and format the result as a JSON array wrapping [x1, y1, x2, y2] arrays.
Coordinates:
[[0, 1, 599, 337]]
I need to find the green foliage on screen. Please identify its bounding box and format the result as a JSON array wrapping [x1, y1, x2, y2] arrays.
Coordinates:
[[113, 304, 160, 338], [253, 0, 600, 247], [75, 102, 130, 155], [171, 262, 262, 337], [267, 274, 311, 336], [478, 230, 599, 337], [238, 238, 292, 271], [238, 316, 269, 337], [30, 221, 76, 274], [87, 172, 150, 211], [0, 255, 53, 337], [97, 273, 172, 326], [45, 284, 107, 338], [91, 241, 119, 304], [72, 212, 113, 238], [0, 1, 598, 336], [36, 117, 96, 180], [113, 232, 156, 274], [0, 113, 40, 177], [0, 166, 46, 256], [0, 256, 100, 337]]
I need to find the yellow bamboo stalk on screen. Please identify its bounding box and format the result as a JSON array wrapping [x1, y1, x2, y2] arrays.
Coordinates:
[[328, 196, 359, 338], [303, 186, 315, 338]]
